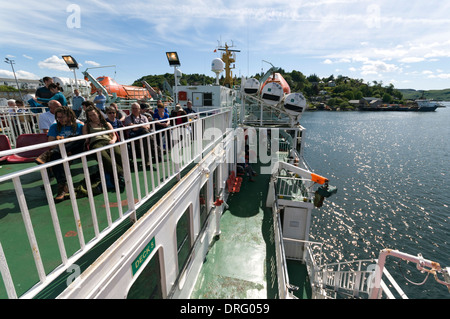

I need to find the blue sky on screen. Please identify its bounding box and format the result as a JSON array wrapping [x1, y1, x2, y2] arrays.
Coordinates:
[[1, 0, 450, 90]]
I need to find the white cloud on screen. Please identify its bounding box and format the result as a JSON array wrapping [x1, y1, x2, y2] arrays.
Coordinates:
[[38, 56, 70, 72], [0, 69, 14, 78], [84, 60, 101, 67], [323, 59, 333, 64], [0, 69, 39, 79], [428, 73, 450, 79], [360, 60, 401, 76], [22, 54, 33, 60], [399, 57, 425, 63]]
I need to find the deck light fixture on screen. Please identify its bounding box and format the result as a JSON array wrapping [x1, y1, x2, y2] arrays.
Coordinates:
[[166, 52, 180, 66], [166, 52, 181, 103], [62, 55, 80, 90], [62, 55, 79, 69]]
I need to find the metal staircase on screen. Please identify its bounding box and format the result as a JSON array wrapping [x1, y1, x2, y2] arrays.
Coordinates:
[[317, 260, 376, 298]]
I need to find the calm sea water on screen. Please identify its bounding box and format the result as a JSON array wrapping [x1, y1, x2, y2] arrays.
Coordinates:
[[301, 104, 450, 299]]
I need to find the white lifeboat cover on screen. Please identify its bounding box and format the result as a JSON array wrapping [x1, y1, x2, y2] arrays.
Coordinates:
[[243, 78, 260, 94], [261, 82, 283, 105], [283, 93, 307, 116]]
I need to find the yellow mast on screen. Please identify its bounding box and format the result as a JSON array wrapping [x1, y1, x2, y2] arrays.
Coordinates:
[[218, 42, 240, 87]]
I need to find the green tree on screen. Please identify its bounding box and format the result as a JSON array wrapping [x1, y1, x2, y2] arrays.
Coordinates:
[[382, 93, 392, 103]]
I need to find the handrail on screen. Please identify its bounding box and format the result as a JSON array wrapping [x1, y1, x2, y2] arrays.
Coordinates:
[[0, 106, 232, 299]]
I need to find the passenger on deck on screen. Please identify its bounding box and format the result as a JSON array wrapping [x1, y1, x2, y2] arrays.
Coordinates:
[[15, 100, 28, 112], [47, 106, 85, 201], [35, 76, 54, 107], [105, 105, 124, 130], [72, 89, 85, 117], [7, 99, 16, 113], [109, 102, 126, 121], [140, 104, 153, 121], [139, 100, 154, 118], [15, 100, 31, 128], [170, 104, 188, 125], [124, 102, 150, 137], [153, 100, 171, 149], [83, 105, 124, 188], [184, 100, 197, 119], [78, 101, 106, 123], [123, 102, 155, 167], [153, 99, 168, 114], [38, 100, 60, 133], [35, 83, 68, 106], [237, 149, 257, 182], [93, 88, 107, 111]]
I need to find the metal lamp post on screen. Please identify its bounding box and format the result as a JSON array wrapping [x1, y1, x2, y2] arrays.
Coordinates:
[[4, 57, 23, 101], [166, 52, 181, 103]]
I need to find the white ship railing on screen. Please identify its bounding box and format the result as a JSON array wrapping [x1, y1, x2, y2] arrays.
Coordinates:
[[0, 110, 42, 146], [314, 257, 410, 299], [275, 176, 314, 203], [317, 259, 378, 298], [0, 107, 232, 299]]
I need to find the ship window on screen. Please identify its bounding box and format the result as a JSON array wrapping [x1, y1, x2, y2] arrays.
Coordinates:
[[126, 248, 163, 299], [176, 207, 192, 274], [204, 93, 213, 106], [199, 183, 208, 228]]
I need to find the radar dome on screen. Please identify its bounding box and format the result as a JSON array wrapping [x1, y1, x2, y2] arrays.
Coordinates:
[[211, 58, 225, 85], [211, 58, 225, 73]]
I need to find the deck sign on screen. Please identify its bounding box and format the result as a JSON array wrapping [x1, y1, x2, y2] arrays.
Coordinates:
[[131, 237, 156, 276]]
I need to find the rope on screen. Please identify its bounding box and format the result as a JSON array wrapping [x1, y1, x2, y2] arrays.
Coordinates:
[[397, 260, 430, 286]]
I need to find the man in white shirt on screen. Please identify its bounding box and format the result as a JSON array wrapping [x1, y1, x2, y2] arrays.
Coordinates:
[[38, 100, 60, 133]]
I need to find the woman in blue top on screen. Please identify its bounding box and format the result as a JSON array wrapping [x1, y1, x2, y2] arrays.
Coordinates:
[[47, 106, 85, 201], [105, 105, 124, 130]]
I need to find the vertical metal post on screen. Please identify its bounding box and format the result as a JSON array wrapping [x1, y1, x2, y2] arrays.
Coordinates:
[[0, 243, 17, 299], [4, 58, 23, 101], [174, 66, 178, 104]]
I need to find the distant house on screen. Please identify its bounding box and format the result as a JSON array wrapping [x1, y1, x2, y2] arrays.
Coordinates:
[[327, 81, 336, 87], [349, 100, 360, 107], [359, 97, 382, 108]]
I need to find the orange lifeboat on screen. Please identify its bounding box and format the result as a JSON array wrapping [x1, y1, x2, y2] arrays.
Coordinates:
[[91, 76, 151, 100], [260, 73, 290, 95], [260, 73, 290, 105]]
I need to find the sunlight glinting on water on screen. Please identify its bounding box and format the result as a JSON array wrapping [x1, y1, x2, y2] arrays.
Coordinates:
[[302, 107, 450, 298]]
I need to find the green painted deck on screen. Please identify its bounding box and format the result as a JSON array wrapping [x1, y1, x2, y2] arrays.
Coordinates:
[[286, 260, 312, 299], [1, 158, 311, 299], [0, 156, 193, 299], [191, 164, 280, 299]]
